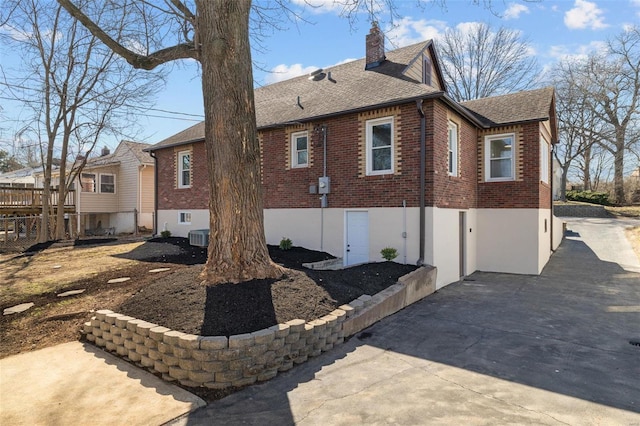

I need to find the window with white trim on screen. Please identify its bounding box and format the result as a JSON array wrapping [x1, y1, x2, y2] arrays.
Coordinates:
[[80, 173, 96, 192], [540, 139, 549, 184], [448, 121, 458, 176], [366, 116, 394, 175], [485, 134, 515, 181], [178, 212, 191, 224], [178, 151, 191, 188], [99, 174, 115, 193], [291, 131, 308, 168]]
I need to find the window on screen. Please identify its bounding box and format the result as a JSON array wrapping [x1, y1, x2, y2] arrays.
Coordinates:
[[540, 139, 549, 184], [485, 134, 515, 181], [448, 121, 458, 176], [366, 116, 394, 175], [291, 131, 308, 168], [99, 174, 115, 193], [178, 212, 191, 224], [80, 173, 96, 193], [178, 151, 191, 188]]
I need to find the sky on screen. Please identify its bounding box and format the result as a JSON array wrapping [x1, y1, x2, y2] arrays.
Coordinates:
[[1, 0, 638, 151]]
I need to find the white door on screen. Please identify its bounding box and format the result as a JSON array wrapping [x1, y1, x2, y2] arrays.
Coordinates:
[[345, 211, 369, 266]]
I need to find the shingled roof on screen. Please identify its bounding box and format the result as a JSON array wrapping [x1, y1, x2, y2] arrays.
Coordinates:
[[149, 41, 444, 151], [460, 87, 555, 127]]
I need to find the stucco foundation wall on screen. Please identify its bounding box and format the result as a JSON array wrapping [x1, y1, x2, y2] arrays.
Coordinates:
[[264, 207, 421, 265], [552, 214, 564, 250], [537, 210, 553, 272], [113, 212, 135, 234], [157, 210, 209, 237], [430, 207, 478, 288], [139, 212, 153, 230], [476, 209, 544, 275], [83, 266, 436, 389]]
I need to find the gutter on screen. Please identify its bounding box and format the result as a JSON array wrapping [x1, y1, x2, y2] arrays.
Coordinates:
[[416, 99, 426, 266]]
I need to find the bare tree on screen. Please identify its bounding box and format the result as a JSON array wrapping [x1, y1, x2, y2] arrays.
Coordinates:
[[436, 22, 539, 101], [2, 0, 164, 241], [573, 26, 640, 204], [56, 0, 537, 285]]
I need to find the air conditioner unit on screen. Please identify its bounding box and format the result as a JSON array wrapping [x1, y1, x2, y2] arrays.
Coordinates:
[[188, 229, 209, 247]]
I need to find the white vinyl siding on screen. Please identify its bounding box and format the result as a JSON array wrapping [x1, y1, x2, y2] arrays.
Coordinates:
[[366, 116, 394, 175], [485, 134, 515, 181]]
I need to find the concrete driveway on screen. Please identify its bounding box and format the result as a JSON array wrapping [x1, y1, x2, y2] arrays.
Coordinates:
[[170, 218, 640, 425]]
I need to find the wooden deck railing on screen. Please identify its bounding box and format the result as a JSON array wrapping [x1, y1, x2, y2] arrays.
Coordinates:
[[0, 186, 76, 213]]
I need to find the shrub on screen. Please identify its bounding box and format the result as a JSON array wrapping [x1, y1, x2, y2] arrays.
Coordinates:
[[566, 190, 610, 206], [160, 230, 171, 238], [279, 237, 293, 250], [380, 247, 398, 261]]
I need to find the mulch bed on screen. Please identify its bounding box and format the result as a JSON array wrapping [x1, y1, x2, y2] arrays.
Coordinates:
[[118, 238, 417, 337]]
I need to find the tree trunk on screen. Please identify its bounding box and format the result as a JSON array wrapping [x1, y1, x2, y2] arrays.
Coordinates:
[[613, 134, 626, 205], [197, 0, 285, 285], [582, 145, 591, 191], [560, 165, 569, 201]]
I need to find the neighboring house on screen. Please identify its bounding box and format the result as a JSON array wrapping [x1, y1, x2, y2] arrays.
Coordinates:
[[0, 166, 38, 188], [35, 140, 155, 234], [147, 23, 562, 287]]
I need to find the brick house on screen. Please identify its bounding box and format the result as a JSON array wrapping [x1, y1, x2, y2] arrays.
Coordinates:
[[148, 24, 562, 287]]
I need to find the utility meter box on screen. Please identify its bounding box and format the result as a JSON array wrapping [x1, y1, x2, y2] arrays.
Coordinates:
[[318, 176, 331, 194]]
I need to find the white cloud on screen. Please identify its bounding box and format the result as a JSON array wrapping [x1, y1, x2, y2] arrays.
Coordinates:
[[265, 63, 319, 84], [564, 0, 608, 30], [549, 40, 608, 61], [385, 17, 447, 48], [0, 24, 33, 42], [504, 3, 530, 20]]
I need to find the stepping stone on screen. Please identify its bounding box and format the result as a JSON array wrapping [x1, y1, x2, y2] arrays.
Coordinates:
[[57, 289, 86, 297], [107, 277, 131, 284], [52, 265, 62, 269], [3, 302, 35, 316], [149, 268, 171, 273]]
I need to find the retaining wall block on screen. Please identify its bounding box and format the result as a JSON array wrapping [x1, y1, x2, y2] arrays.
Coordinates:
[[90, 318, 100, 327], [157, 342, 172, 354], [278, 360, 294, 372], [285, 319, 306, 333], [109, 325, 121, 336], [149, 326, 171, 341], [144, 337, 158, 349], [338, 304, 355, 318], [140, 356, 155, 368], [188, 370, 216, 384], [95, 309, 113, 322], [92, 327, 103, 338], [269, 323, 290, 338], [128, 350, 142, 362], [205, 381, 231, 390], [169, 366, 189, 381], [201, 361, 228, 373], [172, 346, 190, 359], [257, 369, 278, 382], [136, 322, 158, 337], [229, 333, 255, 349], [199, 336, 228, 350], [154, 361, 169, 374], [349, 299, 364, 313], [163, 330, 187, 346], [178, 358, 201, 371], [218, 348, 241, 361], [132, 333, 145, 344], [116, 346, 128, 357], [83, 322, 92, 333], [216, 369, 243, 383], [120, 329, 132, 339], [191, 349, 219, 362], [401, 266, 437, 306], [124, 339, 137, 350], [86, 333, 96, 342], [148, 349, 162, 361], [105, 313, 122, 325], [179, 379, 200, 388], [112, 335, 124, 346], [228, 357, 253, 371], [100, 322, 111, 332], [293, 354, 308, 364], [162, 353, 180, 367], [357, 294, 373, 307], [115, 316, 135, 329], [269, 338, 285, 351], [179, 334, 200, 349], [102, 331, 112, 341], [126, 319, 146, 333], [135, 343, 149, 356], [105, 341, 116, 352], [284, 332, 300, 344], [233, 376, 258, 387], [252, 328, 276, 345]]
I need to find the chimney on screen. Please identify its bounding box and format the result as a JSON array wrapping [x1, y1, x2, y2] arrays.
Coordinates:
[[365, 21, 385, 70], [101, 146, 110, 156]]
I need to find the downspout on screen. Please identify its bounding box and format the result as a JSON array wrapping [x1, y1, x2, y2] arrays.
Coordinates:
[[150, 150, 158, 236], [550, 142, 554, 252], [416, 99, 426, 266]]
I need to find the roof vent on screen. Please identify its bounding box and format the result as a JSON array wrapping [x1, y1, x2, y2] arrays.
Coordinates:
[[308, 69, 326, 81], [365, 21, 385, 70]]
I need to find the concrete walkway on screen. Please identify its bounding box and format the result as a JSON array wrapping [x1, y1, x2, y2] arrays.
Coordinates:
[[170, 218, 640, 425], [0, 342, 205, 425]]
